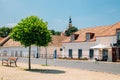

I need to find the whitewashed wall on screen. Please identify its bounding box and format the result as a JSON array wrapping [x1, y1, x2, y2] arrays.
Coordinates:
[[62, 42, 96, 58], [0, 46, 37, 57], [0, 46, 62, 58], [96, 36, 116, 46], [62, 36, 116, 61]]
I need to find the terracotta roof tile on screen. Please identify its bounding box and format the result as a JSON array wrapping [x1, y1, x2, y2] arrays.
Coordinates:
[[2, 35, 67, 47], [63, 22, 120, 43], [49, 35, 67, 46], [0, 37, 6, 43], [3, 39, 21, 47], [0, 36, 10, 46]]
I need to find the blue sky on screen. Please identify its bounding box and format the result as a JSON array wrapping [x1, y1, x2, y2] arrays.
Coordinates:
[[0, 0, 120, 31]]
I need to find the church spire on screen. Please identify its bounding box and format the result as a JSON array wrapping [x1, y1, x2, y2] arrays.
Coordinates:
[[68, 16, 72, 28], [69, 16, 72, 23]]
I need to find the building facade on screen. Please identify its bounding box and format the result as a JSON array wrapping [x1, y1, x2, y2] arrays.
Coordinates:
[[0, 35, 66, 58], [62, 22, 120, 62]]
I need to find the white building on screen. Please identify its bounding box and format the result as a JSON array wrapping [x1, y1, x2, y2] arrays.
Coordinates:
[[0, 38, 38, 58], [0, 35, 66, 58], [62, 22, 120, 62]]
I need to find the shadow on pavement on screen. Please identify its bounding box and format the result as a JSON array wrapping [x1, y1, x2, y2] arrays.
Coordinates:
[[25, 69, 66, 74]]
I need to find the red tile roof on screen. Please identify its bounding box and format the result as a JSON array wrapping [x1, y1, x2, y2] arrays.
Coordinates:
[[3, 39, 21, 47], [1, 35, 67, 47], [0, 36, 10, 46], [49, 35, 67, 46], [62, 22, 120, 43]]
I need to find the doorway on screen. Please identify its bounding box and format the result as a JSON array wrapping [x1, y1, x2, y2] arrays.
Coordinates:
[[112, 48, 117, 62], [102, 49, 108, 61], [78, 49, 82, 58], [69, 49, 73, 58], [89, 49, 94, 59]]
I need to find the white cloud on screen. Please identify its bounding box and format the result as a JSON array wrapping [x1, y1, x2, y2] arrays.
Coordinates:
[[4, 23, 17, 28]]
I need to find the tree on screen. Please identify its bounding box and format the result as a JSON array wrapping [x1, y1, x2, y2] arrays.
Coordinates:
[[0, 27, 12, 37], [55, 31, 61, 35], [10, 16, 52, 70], [50, 29, 55, 35], [65, 26, 78, 36], [50, 29, 61, 35]]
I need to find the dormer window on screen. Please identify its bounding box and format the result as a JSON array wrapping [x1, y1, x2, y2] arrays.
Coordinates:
[[74, 34, 79, 40], [70, 34, 74, 42], [70, 34, 79, 42], [86, 33, 90, 41], [86, 32, 95, 41]]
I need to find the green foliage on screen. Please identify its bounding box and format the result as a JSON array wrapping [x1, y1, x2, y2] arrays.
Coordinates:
[[10, 15, 52, 70], [50, 29, 55, 35], [50, 29, 61, 35], [65, 26, 78, 36], [0, 26, 12, 37], [55, 31, 61, 35], [10, 16, 52, 47]]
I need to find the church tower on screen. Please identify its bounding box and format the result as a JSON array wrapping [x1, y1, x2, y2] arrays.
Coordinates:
[[61, 17, 73, 36], [68, 16, 72, 28]]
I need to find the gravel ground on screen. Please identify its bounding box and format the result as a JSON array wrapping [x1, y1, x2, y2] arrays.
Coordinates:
[[0, 62, 120, 80]]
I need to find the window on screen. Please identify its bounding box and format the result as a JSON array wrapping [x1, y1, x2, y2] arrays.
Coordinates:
[[74, 34, 79, 40], [70, 35, 75, 42], [20, 51, 22, 57], [86, 32, 95, 41], [86, 33, 90, 41], [78, 49, 82, 58], [90, 33, 94, 39], [89, 49, 94, 59], [102, 49, 108, 61], [116, 30, 120, 45], [3, 50, 7, 56], [69, 49, 73, 58], [117, 32, 120, 40], [70, 34, 79, 42], [15, 51, 18, 57]]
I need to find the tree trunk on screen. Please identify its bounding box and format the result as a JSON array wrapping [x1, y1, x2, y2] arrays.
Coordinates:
[[29, 46, 31, 70]]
